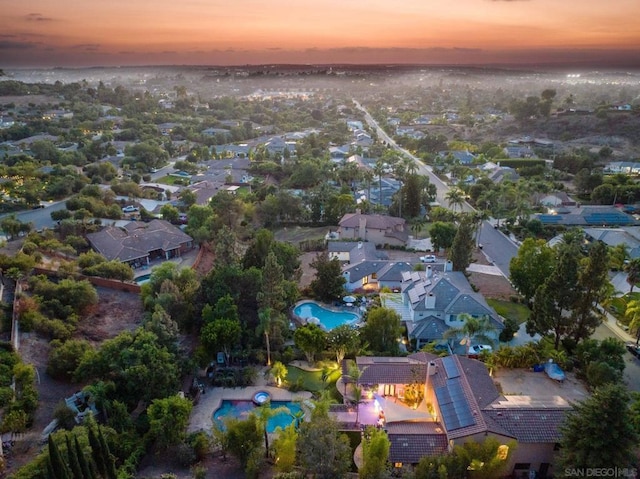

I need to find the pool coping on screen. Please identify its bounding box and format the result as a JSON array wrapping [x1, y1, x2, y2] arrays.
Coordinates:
[[291, 299, 362, 331], [188, 385, 313, 435]]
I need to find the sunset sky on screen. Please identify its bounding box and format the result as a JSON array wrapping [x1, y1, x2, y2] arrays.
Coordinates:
[[1, 0, 640, 67]]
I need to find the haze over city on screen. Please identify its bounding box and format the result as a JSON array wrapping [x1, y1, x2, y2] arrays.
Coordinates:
[[2, 0, 640, 67]]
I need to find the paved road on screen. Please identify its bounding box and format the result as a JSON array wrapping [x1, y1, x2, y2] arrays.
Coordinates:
[[592, 317, 640, 392], [0, 201, 67, 232], [477, 221, 519, 278], [355, 99, 518, 278], [353, 100, 469, 212]]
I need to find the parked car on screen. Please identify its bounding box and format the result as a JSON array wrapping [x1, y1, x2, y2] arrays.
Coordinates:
[[122, 205, 139, 213], [420, 254, 437, 263], [626, 342, 640, 357], [468, 345, 493, 355]]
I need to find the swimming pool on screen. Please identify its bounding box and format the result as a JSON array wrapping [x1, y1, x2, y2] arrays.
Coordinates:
[[135, 274, 151, 285], [213, 400, 302, 433], [293, 301, 359, 330]]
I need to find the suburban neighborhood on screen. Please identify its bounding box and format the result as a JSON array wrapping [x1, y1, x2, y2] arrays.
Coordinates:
[[1, 66, 640, 478]]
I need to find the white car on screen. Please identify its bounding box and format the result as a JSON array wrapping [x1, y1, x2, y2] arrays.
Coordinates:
[[468, 345, 493, 355], [122, 205, 139, 213], [420, 255, 437, 263]]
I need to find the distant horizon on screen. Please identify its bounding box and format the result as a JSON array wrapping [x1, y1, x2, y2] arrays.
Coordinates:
[[2, 0, 639, 69], [4, 55, 640, 73]]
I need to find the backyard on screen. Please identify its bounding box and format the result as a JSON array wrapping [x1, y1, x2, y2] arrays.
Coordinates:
[[486, 298, 531, 325]]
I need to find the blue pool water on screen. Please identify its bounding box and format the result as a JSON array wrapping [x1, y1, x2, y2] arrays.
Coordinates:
[[135, 274, 151, 284], [213, 400, 302, 433], [293, 301, 359, 330]]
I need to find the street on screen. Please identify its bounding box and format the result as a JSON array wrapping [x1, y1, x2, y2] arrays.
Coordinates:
[[592, 319, 640, 392], [0, 201, 68, 232], [355, 99, 518, 278]]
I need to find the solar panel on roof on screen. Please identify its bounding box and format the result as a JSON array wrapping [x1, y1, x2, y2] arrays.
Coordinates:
[[435, 377, 475, 431], [441, 356, 460, 378]]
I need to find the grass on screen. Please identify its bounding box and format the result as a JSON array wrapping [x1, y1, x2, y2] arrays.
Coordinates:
[[285, 364, 342, 401], [486, 298, 530, 325], [273, 226, 331, 244], [154, 175, 189, 186]]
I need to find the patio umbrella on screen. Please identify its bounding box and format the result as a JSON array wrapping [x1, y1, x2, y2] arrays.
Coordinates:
[[343, 295, 356, 303]]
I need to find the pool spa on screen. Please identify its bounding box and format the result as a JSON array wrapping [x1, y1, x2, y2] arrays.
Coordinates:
[[293, 301, 359, 330], [213, 400, 303, 433]]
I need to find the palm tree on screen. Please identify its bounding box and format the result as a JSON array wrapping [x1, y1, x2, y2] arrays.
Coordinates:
[[443, 314, 497, 355], [258, 308, 273, 366], [373, 158, 386, 207], [445, 188, 465, 213], [411, 217, 426, 239], [625, 300, 640, 346], [625, 258, 640, 294], [363, 169, 375, 204], [255, 404, 290, 458], [353, 386, 363, 426], [271, 361, 287, 387]]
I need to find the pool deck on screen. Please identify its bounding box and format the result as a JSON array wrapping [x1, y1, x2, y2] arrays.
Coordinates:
[[188, 372, 313, 434]]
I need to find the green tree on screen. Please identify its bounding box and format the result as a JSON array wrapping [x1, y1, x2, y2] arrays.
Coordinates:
[[360, 426, 391, 479], [445, 187, 465, 213], [429, 221, 457, 252], [327, 324, 361, 364], [527, 236, 582, 349], [309, 251, 346, 302], [47, 339, 93, 381], [147, 395, 193, 450], [225, 414, 263, 472], [257, 251, 287, 313], [270, 361, 287, 387], [48, 434, 72, 479], [297, 404, 352, 479], [272, 424, 297, 473], [444, 314, 497, 355], [361, 307, 402, 354], [557, 384, 638, 471], [160, 203, 180, 223], [75, 329, 180, 406], [509, 238, 556, 304], [449, 215, 474, 272], [571, 241, 610, 343], [201, 318, 241, 365], [293, 324, 326, 364], [625, 258, 640, 294]]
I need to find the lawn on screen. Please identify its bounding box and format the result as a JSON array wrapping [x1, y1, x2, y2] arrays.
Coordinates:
[[486, 298, 530, 325], [285, 364, 342, 400], [153, 175, 189, 186]]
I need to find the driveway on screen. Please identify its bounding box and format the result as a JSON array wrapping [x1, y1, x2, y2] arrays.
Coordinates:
[[493, 368, 589, 404]]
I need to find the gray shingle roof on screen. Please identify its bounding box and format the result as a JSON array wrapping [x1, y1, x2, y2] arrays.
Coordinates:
[[87, 220, 192, 262], [410, 316, 450, 342]]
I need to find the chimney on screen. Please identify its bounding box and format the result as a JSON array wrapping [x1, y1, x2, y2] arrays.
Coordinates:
[[358, 241, 363, 249], [425, 293, 436, 309], [426, 265, 433, 278], [445, 260, 453, 272]]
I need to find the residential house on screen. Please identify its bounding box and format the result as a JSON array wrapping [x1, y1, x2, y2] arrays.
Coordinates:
[[489, 166, 520, 183], [391, 268, 503, 347], [583, 227, 640, 259], [345, 353, 571, 477], [338, 212, 408, 247], [86, 219, 193, 267], [604, 161, 640, 175], [535, 206, 638, 227], [438, 150, 476, 165], [532, 191, 576, 207]]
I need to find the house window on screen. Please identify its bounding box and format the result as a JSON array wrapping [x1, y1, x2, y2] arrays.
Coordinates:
[[372, 272, 377, 279], [363, 276, 369, 285], [394, 463, 403, 468]]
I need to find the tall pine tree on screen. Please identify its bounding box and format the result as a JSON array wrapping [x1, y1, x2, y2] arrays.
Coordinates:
[[48, 434, 72, 479]]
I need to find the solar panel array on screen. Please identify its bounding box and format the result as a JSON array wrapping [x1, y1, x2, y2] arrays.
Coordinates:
[[584, 213, 632, 225], [441, 355, 460, 379], [408, 288, 421, 304], [538, 214, 562, 224], [435, 378, 475, 431]]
